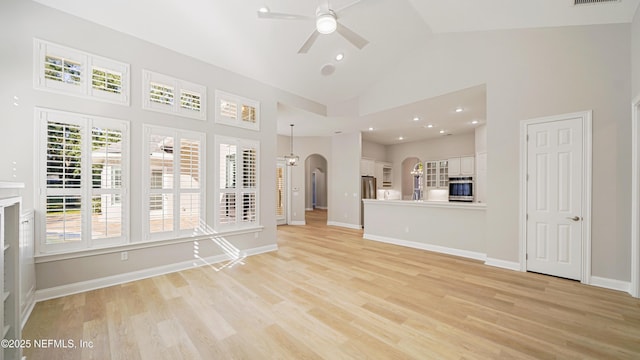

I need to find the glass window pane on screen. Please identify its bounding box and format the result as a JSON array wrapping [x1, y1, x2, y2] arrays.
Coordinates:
[[91, 195, 122, 239], [219, 193, 236, 225], [180, 193, 200, 230], [46, 121, 82, 189], [180, 139, 200, 189], [149, 194, 173, 233], [46, 195, 82, 244]]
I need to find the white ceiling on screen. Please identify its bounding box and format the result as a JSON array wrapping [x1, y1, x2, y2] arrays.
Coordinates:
[[34, 0, 639, 144]]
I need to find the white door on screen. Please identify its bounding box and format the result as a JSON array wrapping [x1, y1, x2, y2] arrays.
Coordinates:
[[526, 117, 584, 280]]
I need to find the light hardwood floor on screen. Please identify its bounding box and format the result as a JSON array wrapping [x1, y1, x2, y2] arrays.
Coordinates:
[[23, 210, 640, 359]]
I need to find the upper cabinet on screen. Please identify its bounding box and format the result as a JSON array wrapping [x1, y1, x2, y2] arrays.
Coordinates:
[[360, 158, 376, 177], [425, 160, 448, 189], [375, 162, 393, 188], [448, 156, 474, 176]]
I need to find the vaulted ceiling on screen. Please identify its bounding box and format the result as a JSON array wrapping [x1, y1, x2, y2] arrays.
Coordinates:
[[33, 0, 640, 144]]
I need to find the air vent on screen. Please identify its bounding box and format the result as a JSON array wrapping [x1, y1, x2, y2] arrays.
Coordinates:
[[574, 0, 620, 5]]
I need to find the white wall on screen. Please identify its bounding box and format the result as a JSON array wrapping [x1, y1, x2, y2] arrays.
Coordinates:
[[329, 132, 361, 228], [358, 25, 632, 281], [0, 0, 323, 290], [634, 5, 640, 98], [362, 140, 387, 161]]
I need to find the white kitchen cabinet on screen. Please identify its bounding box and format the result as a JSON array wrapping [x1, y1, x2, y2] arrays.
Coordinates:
[[375, 162, 393, 188], [448, 156, 475, 176], [460, 156, 474, 175], [424, 160, 448, 189], [360, 158, 375, 177], [448, 158, 460, 177], [0, 183, 23, 360], [19, 211, 34, 329]]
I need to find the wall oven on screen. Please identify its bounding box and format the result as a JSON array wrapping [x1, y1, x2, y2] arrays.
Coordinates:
[[449, 177, 473, 202]]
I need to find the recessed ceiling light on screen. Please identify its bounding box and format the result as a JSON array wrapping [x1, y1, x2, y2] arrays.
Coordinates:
[[258, 6, 270, 13], [368, 127, 374, 131], [399, 136, 404, 140], [471, 120, 479, 124], [427, 124, 434, 128], [439, 130, 445, 134], [335, 53, 344, 61], [413, 117, 420, 121], [455, 107, 463, 113]]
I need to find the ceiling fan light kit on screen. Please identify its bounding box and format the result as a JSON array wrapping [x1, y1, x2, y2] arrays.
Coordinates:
[[316, 11, 337, 34]]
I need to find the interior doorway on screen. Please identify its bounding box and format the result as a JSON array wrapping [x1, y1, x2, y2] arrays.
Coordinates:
[[520, 111, 592, 282], [401, 157, 420, 200], [305, 154, 328, 220]]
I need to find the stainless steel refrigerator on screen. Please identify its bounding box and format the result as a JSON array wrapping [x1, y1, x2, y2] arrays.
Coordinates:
[[361, 176, 377, 228]]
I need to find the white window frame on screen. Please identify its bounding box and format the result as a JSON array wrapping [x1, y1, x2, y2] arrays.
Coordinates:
[[35, 108, 130, 255], [33, 39, 130, 105], [142, 125, 206, 242], [142, 70, 207, 121], [214, 136, 260, 230], [215, 90, 260, 131]]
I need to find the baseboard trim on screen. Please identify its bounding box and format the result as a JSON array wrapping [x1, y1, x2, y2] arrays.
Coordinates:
[[363, 234, 486, 262], [590, 276, 631, 293], [305, 208, 313, 211], [289, 221, 306, 226], [34, 244, 278, 302], [327, 221, 362, 230], [485, 257, 521, 271]]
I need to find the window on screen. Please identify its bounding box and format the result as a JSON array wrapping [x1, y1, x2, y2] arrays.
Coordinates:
[[215, 90, 260, 131], [34, 39, 130, 105], [142, 70, 206, 121], [143, 125, 205, 241], [36, 108, 129, 254], [215, 136, 259, 229]]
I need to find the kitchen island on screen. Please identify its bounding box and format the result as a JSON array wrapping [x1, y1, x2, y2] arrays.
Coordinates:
[[362, 199, 487, 261]]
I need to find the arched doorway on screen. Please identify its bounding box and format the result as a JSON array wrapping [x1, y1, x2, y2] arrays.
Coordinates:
[[401, 157, 420, 200], [305, 154, 328, 221]]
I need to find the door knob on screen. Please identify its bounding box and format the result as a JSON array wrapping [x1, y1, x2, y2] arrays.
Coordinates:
[[566, 216, 581, 221]]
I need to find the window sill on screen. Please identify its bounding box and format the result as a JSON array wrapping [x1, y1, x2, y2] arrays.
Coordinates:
[[35, 225, 264, 264]]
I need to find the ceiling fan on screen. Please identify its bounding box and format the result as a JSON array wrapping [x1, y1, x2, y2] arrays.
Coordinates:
[[257, 1, 369, 54]]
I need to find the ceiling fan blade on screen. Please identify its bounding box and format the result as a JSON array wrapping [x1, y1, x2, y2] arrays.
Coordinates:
[[257, 11, 309, 20], [336, 23, 369, 50], [298, 30, 320, 54]]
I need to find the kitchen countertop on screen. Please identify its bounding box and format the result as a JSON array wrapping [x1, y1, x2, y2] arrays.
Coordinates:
[[363, 198, 487, 210]]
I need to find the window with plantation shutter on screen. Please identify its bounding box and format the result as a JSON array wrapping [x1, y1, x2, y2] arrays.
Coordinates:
[[142, 70, 206, 121], [215, 90, 260, 131], [36, 108, 129, 254], [150, 83, 175, 106], [215, 136, 259, 229], [91, 67, 122, 95], [34, 39, 130, 105], [143, 125, 205, 241]]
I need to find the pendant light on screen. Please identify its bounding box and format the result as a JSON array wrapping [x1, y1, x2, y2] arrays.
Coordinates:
[[285, 124, 299, 166]]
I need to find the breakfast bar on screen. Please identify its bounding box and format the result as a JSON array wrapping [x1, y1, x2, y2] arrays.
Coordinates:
[[362, 199, 487, 261]]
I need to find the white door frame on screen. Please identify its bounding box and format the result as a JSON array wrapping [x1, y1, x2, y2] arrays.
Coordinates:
[[519, 110, 592, 284], [631, 96, 640, 298]]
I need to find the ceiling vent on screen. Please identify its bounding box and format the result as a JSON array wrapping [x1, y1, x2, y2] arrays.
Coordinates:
[[574, 0, 620, 5]]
